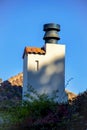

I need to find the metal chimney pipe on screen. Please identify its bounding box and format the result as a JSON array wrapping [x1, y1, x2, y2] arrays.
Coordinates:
[[43, 23, 60, 44]]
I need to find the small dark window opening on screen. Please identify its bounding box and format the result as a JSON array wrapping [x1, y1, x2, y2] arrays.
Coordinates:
[[35, 60, 39, 71]]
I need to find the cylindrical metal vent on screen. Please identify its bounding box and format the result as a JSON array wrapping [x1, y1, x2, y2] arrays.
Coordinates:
[[43, 23, 60, 44]]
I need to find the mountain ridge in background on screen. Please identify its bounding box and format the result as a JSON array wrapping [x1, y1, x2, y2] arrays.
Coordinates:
[[0, 73, 76, 102]]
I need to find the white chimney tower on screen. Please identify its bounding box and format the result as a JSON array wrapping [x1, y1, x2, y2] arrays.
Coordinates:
[[22, 23, 68, 102]]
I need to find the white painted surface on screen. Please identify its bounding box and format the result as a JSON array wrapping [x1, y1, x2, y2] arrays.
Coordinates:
[[23, 43, 68, 102]]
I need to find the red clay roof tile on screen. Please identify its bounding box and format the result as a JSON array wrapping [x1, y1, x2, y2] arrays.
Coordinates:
[[23, 47, 45, 58]]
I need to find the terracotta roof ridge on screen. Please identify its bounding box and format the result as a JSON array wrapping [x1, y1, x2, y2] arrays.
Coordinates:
[[22, 46, 46, 58]]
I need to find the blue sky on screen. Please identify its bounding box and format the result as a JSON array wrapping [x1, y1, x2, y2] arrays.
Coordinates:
[[0, 0, 87, 94]]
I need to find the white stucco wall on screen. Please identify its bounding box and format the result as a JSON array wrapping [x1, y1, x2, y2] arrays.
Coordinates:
[[23, 43, 68, 102]]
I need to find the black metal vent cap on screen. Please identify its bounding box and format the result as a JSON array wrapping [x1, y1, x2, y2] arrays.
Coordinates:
[[43, 23, 60, 31], [43, 23, 60, 44]]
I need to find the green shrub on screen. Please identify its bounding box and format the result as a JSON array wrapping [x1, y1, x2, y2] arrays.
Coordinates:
[[0, 85, 70, 129]]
